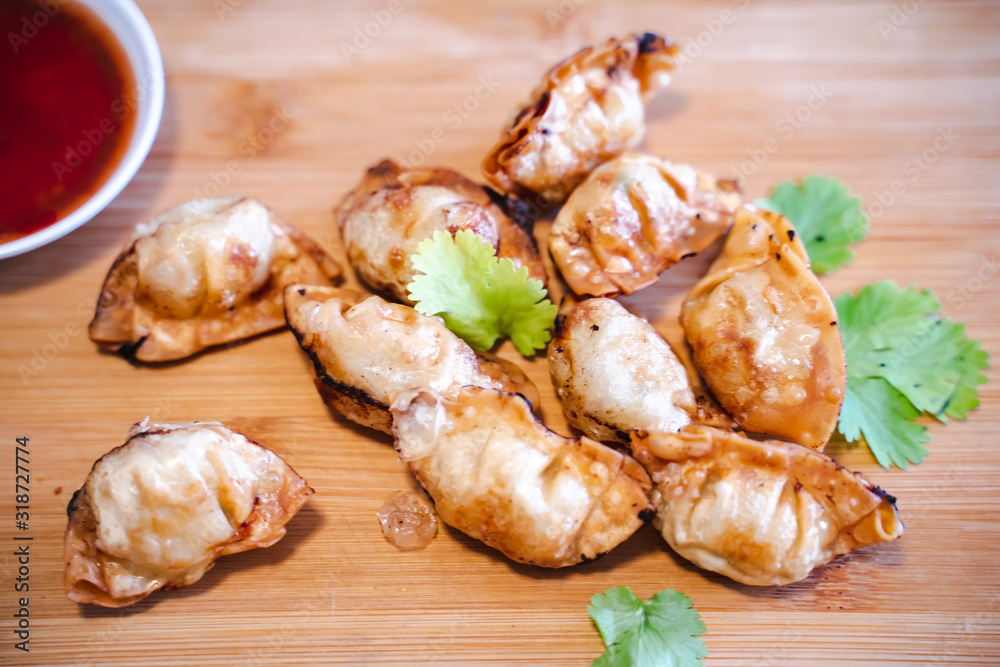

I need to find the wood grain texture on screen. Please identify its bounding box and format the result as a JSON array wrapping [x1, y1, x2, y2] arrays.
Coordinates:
[[1, 0, 999, 664]]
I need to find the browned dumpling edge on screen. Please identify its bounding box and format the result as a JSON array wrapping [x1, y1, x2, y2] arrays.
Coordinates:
[[631, 425, 903, 586], [334, 158, 547, 296], [680, 207, 847, 449], [283, 284, 541, 434], [88, 198, 343, 363], [65, 423, 314, 608], [392, 386, 654, 568], [482, 33, 679, 202]]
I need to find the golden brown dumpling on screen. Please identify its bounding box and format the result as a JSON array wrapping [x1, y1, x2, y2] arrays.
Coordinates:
[[392, 386, 652, 567], [284, 285, 540, 433], [335, 159, 545, 303], [483, 33, 679, 202], [667, 327, 738, 432], [549, 297, 696, 444], [680, 207, 846, 449], [631, 425, 903, 586], [65, 420, 313, 607], [89, 197, 342, 362], [549, 153, 741, 296]]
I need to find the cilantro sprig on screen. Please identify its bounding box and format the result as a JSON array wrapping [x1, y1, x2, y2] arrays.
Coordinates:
[[836, 281, 989, 468], [588, 586, 707, 667], [755, 175, 867, 273], [407, 230, 558, 356]]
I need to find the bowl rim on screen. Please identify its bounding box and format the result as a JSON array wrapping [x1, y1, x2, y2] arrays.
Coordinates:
[[0, 0, 165, 261]]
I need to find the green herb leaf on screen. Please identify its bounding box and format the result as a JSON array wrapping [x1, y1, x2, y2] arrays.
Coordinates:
[[588, 586, 706, 667], [835, 281, 989, 468], [943, 334, 990, 420], [407, 230, 558, 356], [755, 175, 867, 273], [839, 376, 930, 469]]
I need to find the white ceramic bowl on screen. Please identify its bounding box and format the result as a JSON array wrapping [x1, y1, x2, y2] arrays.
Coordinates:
[[0, 0, 164, 260]]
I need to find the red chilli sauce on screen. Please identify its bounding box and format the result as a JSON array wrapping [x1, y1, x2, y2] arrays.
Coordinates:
[[0, 0, 136, 243]]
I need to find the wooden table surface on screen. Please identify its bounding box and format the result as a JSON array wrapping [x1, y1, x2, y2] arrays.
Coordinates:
[[2, 0, 999, 664]]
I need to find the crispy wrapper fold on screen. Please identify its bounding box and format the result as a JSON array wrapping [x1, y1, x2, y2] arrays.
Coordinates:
[[483, 33, 679, 202], [681, 207, 846, 449], [549, 153, 740, 297], [65, 420, 312, 607], [549, 297, 698, 444], [89, 197, 342, 362], [285, 285, 540, 433], [335, 159, 545, 304], [631, 425, 902, 586], [392, 386, 652, 567]]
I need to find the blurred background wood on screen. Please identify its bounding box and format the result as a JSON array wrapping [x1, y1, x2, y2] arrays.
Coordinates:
[[1, 0, 998, 664]]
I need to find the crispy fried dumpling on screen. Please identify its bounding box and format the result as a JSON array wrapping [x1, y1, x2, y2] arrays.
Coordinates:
[[482, 33, 678, 202], [89, 197, 342, 362], [549, 153, 741, 296], [680, 207, 846, 449], [65, 420, 313, 607], [631, 425, 903, 586], [335, 159, 545, 304], [549, 297, 697, 444], [284, 285, 540, 433], [666, 326, 738, 431], [391, 386, 652, 567]]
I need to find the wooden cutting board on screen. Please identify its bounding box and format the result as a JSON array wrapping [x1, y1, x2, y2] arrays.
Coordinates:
[[1, 1, 998, 664]]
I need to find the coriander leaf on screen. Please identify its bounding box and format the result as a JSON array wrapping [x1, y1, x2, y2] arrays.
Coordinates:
[[589, 586, 646, 646], [880, 318, 965, 416], [408, 230, 557, 356], [588, 586, 706, 667], [942, 333, 990, 420], [835, 280, 988, 468], [835, 281, 940, 351], [839, 376, 930, 469], [755, 175, 867, 273]]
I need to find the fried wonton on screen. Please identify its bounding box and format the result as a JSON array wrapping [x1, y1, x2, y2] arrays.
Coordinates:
[[392, 386, 652, 567], [335, 159, 545, 304], [549, 297, 697, 444], [89, 197, 342, 362], [631, 425, 903, 586], [482, 33, 679, 202], [65, 420, 313, 607], [680, 207, 846, 449], [284, 285, 540, 433], [549, 153, 741, 296]]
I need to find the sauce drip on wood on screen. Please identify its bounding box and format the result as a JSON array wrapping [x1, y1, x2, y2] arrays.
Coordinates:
[[378, 490, 438, 551]]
